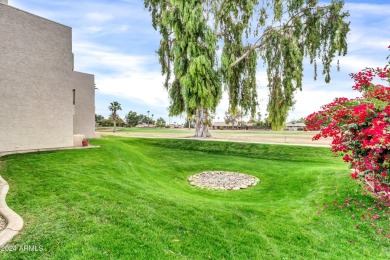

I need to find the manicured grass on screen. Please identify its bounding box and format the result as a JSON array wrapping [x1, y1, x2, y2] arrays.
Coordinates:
[[210, 130, 315, 135], [97, 127, 184, 134], [97, 126, 315, 135], [0, 137, 389, 259]]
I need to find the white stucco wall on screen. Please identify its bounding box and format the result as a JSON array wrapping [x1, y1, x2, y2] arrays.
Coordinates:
[[0, 4, 95, 153], [72, 71, 96, 138]]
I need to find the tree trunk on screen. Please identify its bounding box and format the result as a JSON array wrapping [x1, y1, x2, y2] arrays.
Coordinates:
[[113, 112, 117, 132], [194, 108, 211, 138]]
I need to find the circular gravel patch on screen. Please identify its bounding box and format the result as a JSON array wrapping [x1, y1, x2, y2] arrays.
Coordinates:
[[188, 171, 259, 190]]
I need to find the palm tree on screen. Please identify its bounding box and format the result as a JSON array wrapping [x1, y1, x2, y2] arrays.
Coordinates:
[[108, 101, 122, 132], [147, 110, 150, 127]]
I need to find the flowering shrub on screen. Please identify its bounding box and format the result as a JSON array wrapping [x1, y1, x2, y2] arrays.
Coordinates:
[[305, 47, 390, 197]]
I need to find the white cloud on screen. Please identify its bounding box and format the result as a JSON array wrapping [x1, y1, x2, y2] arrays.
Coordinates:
[[116, 25, 130, 32], [337, 55, 384, 74], [345, 3, 390, 16], [97, 73, 168, 108], [73, 42, 153, 72], [71, 42, 168, 108], [82, 26, 104, 34], [291, 89, 362, 120], [85, 12, 113, 23]]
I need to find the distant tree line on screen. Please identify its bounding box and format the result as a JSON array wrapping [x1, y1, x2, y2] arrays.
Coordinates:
[[95, 111, 166, 128], [224, 110, 271, 129], [95, 114, 126, 127], [124, 111, 166, 128], [96, 101, 166, 131]]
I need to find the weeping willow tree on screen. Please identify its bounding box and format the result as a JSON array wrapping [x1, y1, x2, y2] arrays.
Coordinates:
[[144, 0, 349, 135]]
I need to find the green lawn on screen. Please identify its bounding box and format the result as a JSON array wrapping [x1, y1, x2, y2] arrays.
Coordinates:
[[97, 127, 185, 134], [0, 137, 389, 259], [98, 127, 315, 136]]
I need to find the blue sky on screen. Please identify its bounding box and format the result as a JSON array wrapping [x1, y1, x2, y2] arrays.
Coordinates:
[[9, 0, 390, 123]]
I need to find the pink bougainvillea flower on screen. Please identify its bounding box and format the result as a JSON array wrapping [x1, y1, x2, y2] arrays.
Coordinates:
[[306, 48, 390, 198]]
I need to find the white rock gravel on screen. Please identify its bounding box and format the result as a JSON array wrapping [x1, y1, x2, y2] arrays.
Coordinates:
[[188, 171, 259, 190]]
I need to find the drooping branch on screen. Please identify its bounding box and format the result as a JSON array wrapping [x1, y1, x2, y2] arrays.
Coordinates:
[[229, 30, 269, 67], [230, 4, 334, 68]]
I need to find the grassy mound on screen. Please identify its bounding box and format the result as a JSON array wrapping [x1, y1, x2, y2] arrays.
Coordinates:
[[0, 137, 389, 259]]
